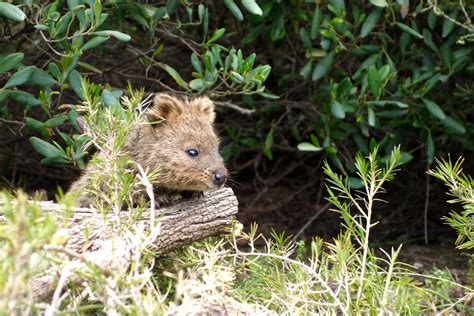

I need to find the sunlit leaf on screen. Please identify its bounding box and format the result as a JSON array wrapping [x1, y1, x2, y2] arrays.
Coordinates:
[[224, 0, 244, 21], [395, 22, 423, 39], [164, 65, 188, 88], [297, 142, 323, 152], [93, 30, 131, 41], [0, 2, 26, 22], [370, 0, 387, 7], [330, 100, 346, 119], [241, 0, 262, 15]]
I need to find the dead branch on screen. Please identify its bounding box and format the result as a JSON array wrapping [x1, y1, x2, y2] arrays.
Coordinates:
[[3, 187, 238, 300]]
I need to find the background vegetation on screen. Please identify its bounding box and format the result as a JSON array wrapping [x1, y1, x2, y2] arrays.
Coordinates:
[[0, 0, 473, 313]]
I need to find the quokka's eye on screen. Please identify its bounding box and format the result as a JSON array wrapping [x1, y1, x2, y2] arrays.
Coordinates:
[[186, 149, 199, 157]]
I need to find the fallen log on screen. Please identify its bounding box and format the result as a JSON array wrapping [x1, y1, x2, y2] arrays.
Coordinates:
[[17, 187, 238, 301]]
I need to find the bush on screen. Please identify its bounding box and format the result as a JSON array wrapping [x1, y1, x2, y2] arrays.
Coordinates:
[[429, 157, 474, 250], [1, 1, 472, 178], [1, 146, 473, 314]]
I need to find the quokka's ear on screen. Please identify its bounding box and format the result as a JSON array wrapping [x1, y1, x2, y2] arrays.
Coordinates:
[[147, 93, 184, 123], [189, 96, 216, 123]]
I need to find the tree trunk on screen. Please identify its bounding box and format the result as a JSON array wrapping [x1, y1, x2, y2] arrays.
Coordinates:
[[22, 187, 238, 300]]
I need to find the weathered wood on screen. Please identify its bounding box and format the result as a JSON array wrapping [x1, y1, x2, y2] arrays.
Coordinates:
[[37, 187, 238, 254], [13, 187, 238, 300]]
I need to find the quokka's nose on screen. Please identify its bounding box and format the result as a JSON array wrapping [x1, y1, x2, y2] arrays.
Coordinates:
[[213, 169, 227, 186]]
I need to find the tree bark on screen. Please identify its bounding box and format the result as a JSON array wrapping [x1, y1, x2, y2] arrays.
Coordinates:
[[21, 187, 238, 300]]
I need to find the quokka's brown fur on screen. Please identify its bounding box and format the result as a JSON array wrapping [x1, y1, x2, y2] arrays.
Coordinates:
[[68, 93, 228, 207]]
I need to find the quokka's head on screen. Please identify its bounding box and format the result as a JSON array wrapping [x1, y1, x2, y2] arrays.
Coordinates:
[[143, 93, 227, 191]]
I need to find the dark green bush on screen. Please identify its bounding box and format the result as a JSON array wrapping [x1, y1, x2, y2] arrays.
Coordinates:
[[0, 0, 472, 181]]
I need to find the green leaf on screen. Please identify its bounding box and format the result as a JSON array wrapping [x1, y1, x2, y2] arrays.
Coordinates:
[[368, 100, 408, 108], [67, 0, 81, 11], [311, 7, 321, 39], [166, 0, 180, 15], [34, 24, 49, 31], [30, 137, 65, 159], [353, 134, 369, 155], [329, 0, 345, 17], [152, 44, 164, 60], [241, 0, 262, 15], [422, 98, 445, 120], [442, 116, 466, 135], [189, 79, 204, 90], [69, 70, 86, 101], [93, 30, 131, 42], [299, 27, 312, 49], [0, 2, 26, 22], [427, 10, 437, 30], [299, 61, 312, 80], [41, 157, 70, 166], [164, 65, 188, 88], [297, 142, 323, 152], [400, 151, 413, 164], [330, 100, 346, 119], [82, 36, 109, 50], [7, 91, 40, 107], [257, 91, 280, 100], [426, 131, 434, 165], [367, 107, 376, 126], [312, 51, 335, 81], [208, 28, 225, 44], [263, 128, 273, 160], [271, 17, 285, 41], [422, 28, 438, 53], [395, 22, 423, 39], [370, 0, 387, 7], [378, 64, 390, 80], [348, 177, 364, 189], [154, 7, 167, 21], [77, 61, 102, 74], [361, 8, 382, 38], [191, 53, 203, 74], [25, 117, 49, 137], [242, 25, 261, 44], [45, 115, 68, 128], [3, 66, 35, 88], [29, 68, 57, 87], [442, 11, 456, 38], [102, 89, 120, 108], [203, 6, 209, 37], [310, 134, 320, 147], [0, 53, 24, 74], [224, 0, 244, 21], [368, 65, 381, 98]]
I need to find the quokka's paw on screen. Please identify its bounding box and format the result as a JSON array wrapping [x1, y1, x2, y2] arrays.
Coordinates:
[[191, 191, 205, 199], [154, 195, 172, 208], [180, 190, 204, 200]]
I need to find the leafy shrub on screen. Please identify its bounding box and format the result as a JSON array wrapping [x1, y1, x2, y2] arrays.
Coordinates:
[[429, 157, 474, 250], [0, 0, 272, 171], [2, 145, 473, 314], [1, 1, 472, 179]]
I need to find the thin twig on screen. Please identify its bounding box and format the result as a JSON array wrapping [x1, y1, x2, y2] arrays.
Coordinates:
[[424, 173, 430, 245], [214, 101, 255, 115]]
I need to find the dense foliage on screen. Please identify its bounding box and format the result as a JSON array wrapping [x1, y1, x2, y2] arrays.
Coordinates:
[[0, 0, 473, 313], [0, 0, 473, 180]]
